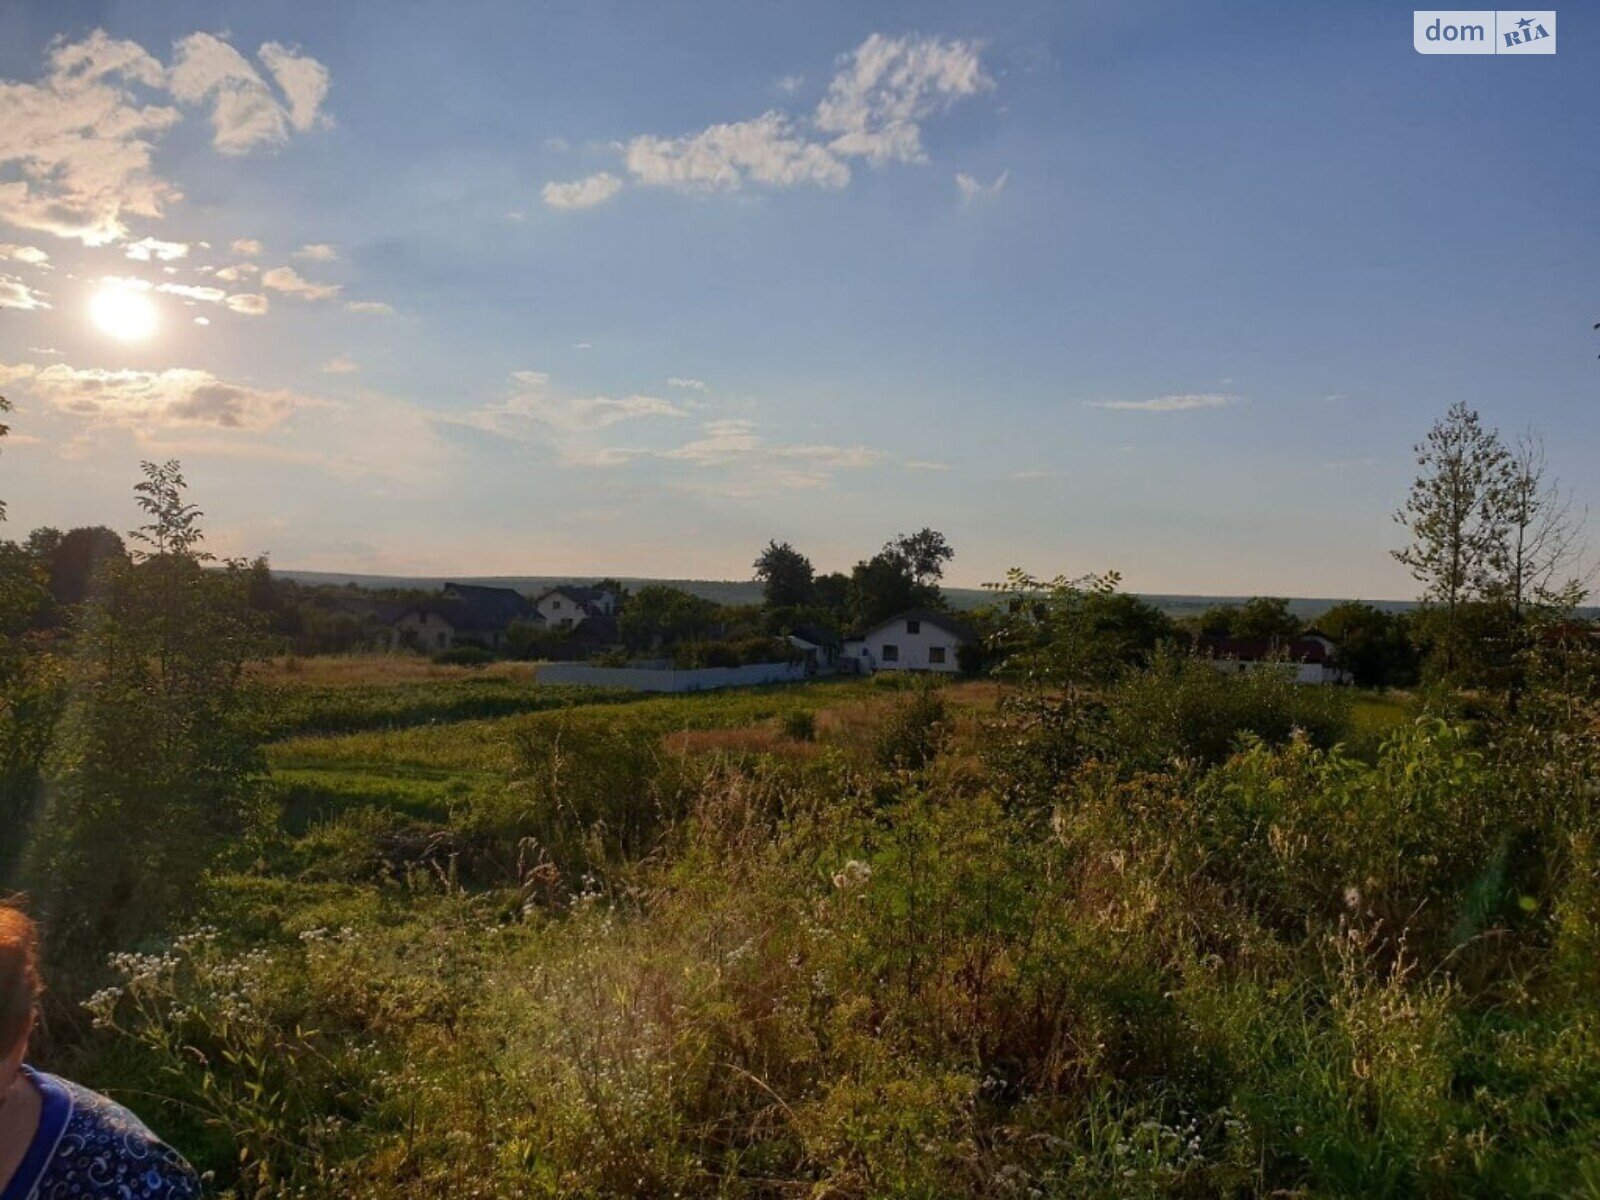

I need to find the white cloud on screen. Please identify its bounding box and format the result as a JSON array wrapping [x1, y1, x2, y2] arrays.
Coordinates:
[[661, 418, 882, 488], [293, 242, 338, 261], [1087, 393, 1240, 413], [0, 244, 49, 266], [541, 172, 624, 210], [815, 34, 992, 164], [231, 238, 262, 256], [955, 169, 1008, 206], [257, 42, 331, 133], [262, 264, 341, 300], [345, 299, 394, 315], [903, 459, 950, 471], [168, 34, 329, 155], [478, 371, 688, 433], [625, 112, 848, 193], [0, 359, 307, 429], [543, 136, 570, 152], [667, 377, 707, 391], [0, 31, 328, 245], [224, 293, 269, 315], [124, 236, 188, 261], [321, 356, 359, 374], [214, 263, 258, 282], [194, 316, 210, 325], [0, 30, 180, 244], [554, 33, 989, 212], [0, 275, 51, 310], [157, 282, 227, 302]]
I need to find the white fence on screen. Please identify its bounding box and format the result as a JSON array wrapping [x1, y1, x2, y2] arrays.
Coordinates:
[[536, 660, 808, 693]]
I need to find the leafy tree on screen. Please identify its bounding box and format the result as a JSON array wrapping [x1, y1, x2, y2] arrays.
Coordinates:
[[1234, 596, 1301, 640], [41, 525, 127, 609], [847, 552, 925, 630], [1495, 431, 1589, 622], [885, 528, 954, 588], [619, 584, 717, 652], [25, 461, 267, 979], [812, 571, 850, 618], [1394, 403, 1514, 676], [752, 540, 815, 609], [1316, 602, 1419, 688]]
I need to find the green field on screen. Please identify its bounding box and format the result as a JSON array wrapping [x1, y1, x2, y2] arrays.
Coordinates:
[[55, 656, 1600, 1199]]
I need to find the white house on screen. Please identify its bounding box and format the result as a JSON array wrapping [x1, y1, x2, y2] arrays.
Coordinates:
[[534, 584, 619, 631], [844, 609, 972, 675], [1196, 632, 1351, 685]]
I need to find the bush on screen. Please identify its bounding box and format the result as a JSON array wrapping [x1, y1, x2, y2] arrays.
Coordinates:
[[780, 709, 817, 742], [873, 688, 946, 771], [1102, 647, 1350, 768], [432, 645, 494, 666]]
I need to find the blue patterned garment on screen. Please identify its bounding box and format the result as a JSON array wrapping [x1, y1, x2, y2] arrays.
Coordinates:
[[1, 1067, 201, 1200]]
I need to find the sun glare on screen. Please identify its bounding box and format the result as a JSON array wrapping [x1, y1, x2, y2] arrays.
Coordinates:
[[90, 283, 159, 342]]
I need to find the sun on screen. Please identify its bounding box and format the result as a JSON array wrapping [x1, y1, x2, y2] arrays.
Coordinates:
[[90, 283, 159, 342]]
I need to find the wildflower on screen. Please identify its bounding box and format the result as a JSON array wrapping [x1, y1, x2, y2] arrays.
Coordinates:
[[832, 859, 871, 890]]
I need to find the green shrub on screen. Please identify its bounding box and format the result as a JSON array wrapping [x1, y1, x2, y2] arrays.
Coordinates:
[[873, 689, 946, 771], [1103, 646, 1350, 767]]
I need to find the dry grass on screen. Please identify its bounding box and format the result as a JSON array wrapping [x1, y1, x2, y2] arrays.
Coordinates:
[[252, 653, 539, 688]]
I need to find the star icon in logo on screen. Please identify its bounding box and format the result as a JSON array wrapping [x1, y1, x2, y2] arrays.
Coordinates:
[[1516, 16, 1534, 29]]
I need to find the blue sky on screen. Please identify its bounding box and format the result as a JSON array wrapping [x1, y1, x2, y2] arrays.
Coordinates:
[[0, 1, 1594, 596]]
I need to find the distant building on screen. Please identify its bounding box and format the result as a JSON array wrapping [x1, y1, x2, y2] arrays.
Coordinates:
[[389, 582, 538, 652], [844, 609, 972, 674], [1196, 631, 1351, 685], [786, 622, 843, 675], [534, 584, 620, 631]]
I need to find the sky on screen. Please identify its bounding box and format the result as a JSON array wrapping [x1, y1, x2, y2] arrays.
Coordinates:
[[0, 1, 1595, 597]]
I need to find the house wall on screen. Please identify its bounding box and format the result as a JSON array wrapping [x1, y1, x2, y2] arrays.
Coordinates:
[[1204, 659, 1350, 685], [536, 660, 807, 692], [536, 593, 588, 630], [391, 610, 457, 651], [848, 618, 964, 674]]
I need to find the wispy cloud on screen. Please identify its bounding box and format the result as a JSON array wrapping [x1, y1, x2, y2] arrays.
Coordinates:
[[0, 358, 309, 430], [542, 172, 624, 210], [1087, 393, 1240, 413], [955, 169, 1008, 206], [321, 356, 359, 374], [667, 377, 708, 391], [541, 33, 991, 210], [345, 300, 394, 315], [0, 30, 328, 245], [231, 238, 262, 256], [0, 275, 50, 310], [262, 264, 341, 300], [125, 236, 188, 261], [0, 244, 50, 266], [293, 242, 338, 261], [224, 293, 269, 315]]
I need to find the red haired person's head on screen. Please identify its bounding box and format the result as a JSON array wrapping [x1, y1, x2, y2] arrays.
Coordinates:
[[0, 904, 40, 1091]]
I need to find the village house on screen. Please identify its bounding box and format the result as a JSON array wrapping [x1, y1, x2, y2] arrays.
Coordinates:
[[534, 584, 619, 631], [389, 582, 538, 652], [1196, 631, 1351, 685], [844, 609, 973, 675]]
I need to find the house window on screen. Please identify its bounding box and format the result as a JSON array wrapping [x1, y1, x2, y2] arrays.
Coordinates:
[[906, 619, 921, 634], [881, 644, 899, 662], [553, 600, 562, 609], [929, 646, 946, 665], [436, 632, 447, 648]]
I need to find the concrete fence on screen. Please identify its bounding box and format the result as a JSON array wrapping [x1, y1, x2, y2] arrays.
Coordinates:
[[535, 660, 808, 693]]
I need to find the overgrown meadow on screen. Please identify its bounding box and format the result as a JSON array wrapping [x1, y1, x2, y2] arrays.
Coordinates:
[[33, 640, 1600, 1199]]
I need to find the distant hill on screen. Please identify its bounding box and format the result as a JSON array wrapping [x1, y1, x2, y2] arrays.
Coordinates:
[[273, 570, 1423, 621]]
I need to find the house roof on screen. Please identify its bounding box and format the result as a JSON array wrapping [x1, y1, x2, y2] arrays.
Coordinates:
[[390, 582, 536, 634], [1196, 634, 1336, 664], [852, 608, 975, 643], [536, 584, 615, 614]]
